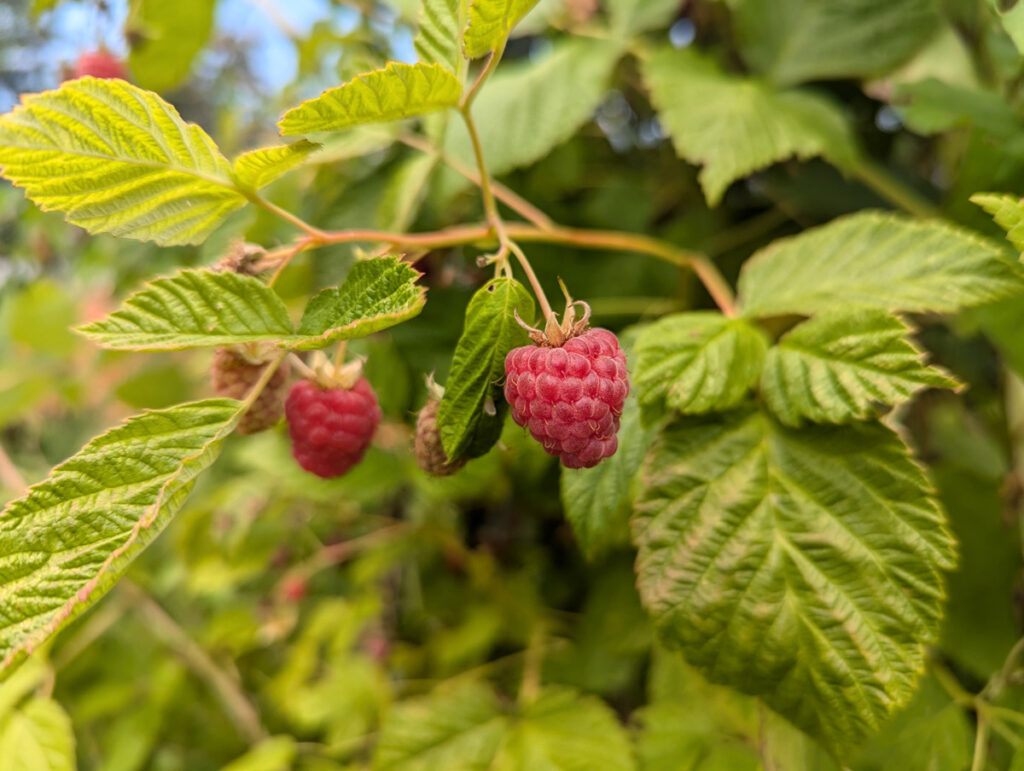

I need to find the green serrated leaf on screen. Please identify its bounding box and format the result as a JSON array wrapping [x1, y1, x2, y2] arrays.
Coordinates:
[[728, 0, 941, 86], [128, 0, 214, 93], [463, 0, 542, 58], [278, 62, 462, 136], [0, 77, 245, 246], [77, 269, 294, 351], [374, 680, 507, 769], [642, 46, 857, 206], [0, 698, 74, 771], [633, 312, 768, 418], [0, 399, 242, 674], [416, 0, 466, 73], [761, 309, 960, 426], [738, 211, 1024, 316], [442, 38, 622, 192], [291, 257, 426, 350], [438, 278, 534, 461], [233, 140, 318, 190], [491, 688, 634, 771], [633, 408, 956, 753], [972, 192, 1024, 253], [561, 390, 657, 560]]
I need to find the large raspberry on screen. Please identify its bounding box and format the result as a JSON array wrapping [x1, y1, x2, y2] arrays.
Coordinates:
[[504, 328, 629, 469], [210, 347, 289, 435], [285, 377, 381, 478], [73, 51, 128, 80], [415, 398, 466, 477]]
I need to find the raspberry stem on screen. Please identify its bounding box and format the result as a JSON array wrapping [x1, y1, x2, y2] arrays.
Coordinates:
[[239, 351, 287, 412]]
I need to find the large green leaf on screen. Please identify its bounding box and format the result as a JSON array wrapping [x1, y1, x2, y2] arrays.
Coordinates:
[[632, 408, 956, 752], [972, 192, 1024, 253], [0, 399, 242, 673], [607, 0, 679, 35], [491, 688, 634, 771], [416, 0, 466, 74], [463, 0, 542, 58], [0, 698, 74, 771], [374, 680, 507, 769], [442, 38, 621, 190], [728, 0, 941, 86], [632, 312, 768, 418], [560, 390, 657, 560], [278, 62, 462, 136], [127, 0, 214, 93], [374, 682, 633, 770], [760, 309, 959, 426], [77, 269, 294, 351], [438, 278, 534, 461], [233, 140, 318, 190], [0, 77, 245, 246], [642, 46, 857, 206], [291, 257, 426, 350], [738, 212, 1024, 316]]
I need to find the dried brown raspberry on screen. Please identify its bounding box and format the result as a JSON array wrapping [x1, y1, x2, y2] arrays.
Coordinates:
[[211, 346, 290, 435], [415, 390, 466, 477]]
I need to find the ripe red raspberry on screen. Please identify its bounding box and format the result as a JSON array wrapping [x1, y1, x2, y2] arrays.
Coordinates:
[[285, 377, 381, 478], [210, 347, 290, 435], [73, 51, 128, 80], [505, 327, 629, 469]]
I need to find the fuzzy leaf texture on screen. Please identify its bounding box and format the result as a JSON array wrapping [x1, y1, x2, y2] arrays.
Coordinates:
[[642, 46, 857, 206], [632, 407, 956, 753], [632, 312, 769, 419], [761, 310, 960, 426], [0, 400, 242, 674], [738, 212, 1024, 316], [415, 0, 465, 73], [77, 269, 294, 351], [729, 0, 940, 86], [561, 390, 657, 560], [0, 698, 74, 771], [278, 62, 461, 135], [438, 278, 534, 461], [463, 0, 542, 58], [441, 38, 621, 194], [291, 256, 426, 350], [972, 192, 1024, 253], [0, 77, 246, 246], [374, 681, 634, 770], [233, 140, 318, 189]]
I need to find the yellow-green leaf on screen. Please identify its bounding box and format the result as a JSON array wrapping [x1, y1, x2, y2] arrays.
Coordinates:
[[233, 140, 318, 190], [463, 0, 542, 58], [278, 62, 461, 136], [0, 77, 245, 246]]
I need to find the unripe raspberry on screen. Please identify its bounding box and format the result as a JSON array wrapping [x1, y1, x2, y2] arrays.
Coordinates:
[[210, 347, 290, 435], [285, 377, 381, 478], [73, 51, 128, 80], [505, 327, 629, 469], [415, 398, 466, 477]]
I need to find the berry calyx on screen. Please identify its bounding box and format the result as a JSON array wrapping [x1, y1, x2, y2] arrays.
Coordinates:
[[210, 345, 290, 435], [73, 51, 128, 81], [285, 351, 381, 479], [415, 378, 466, 477], [504, 285, 629, 469]]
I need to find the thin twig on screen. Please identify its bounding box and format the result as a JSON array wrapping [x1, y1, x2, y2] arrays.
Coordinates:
[[119, 581, 268, 745]]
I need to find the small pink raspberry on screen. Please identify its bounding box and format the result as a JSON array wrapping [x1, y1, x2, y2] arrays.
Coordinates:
[[285, 354, 381, 478], [504, 290, 628, 469], [73, 51, 128, 80]]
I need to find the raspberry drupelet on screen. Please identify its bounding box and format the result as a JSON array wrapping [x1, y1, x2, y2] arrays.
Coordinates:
[[285, 353, 381, 479], [504, 291, 629, 469]]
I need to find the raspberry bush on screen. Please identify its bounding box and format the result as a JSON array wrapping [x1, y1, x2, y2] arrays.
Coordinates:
[[3, 0, 1024, 768]]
